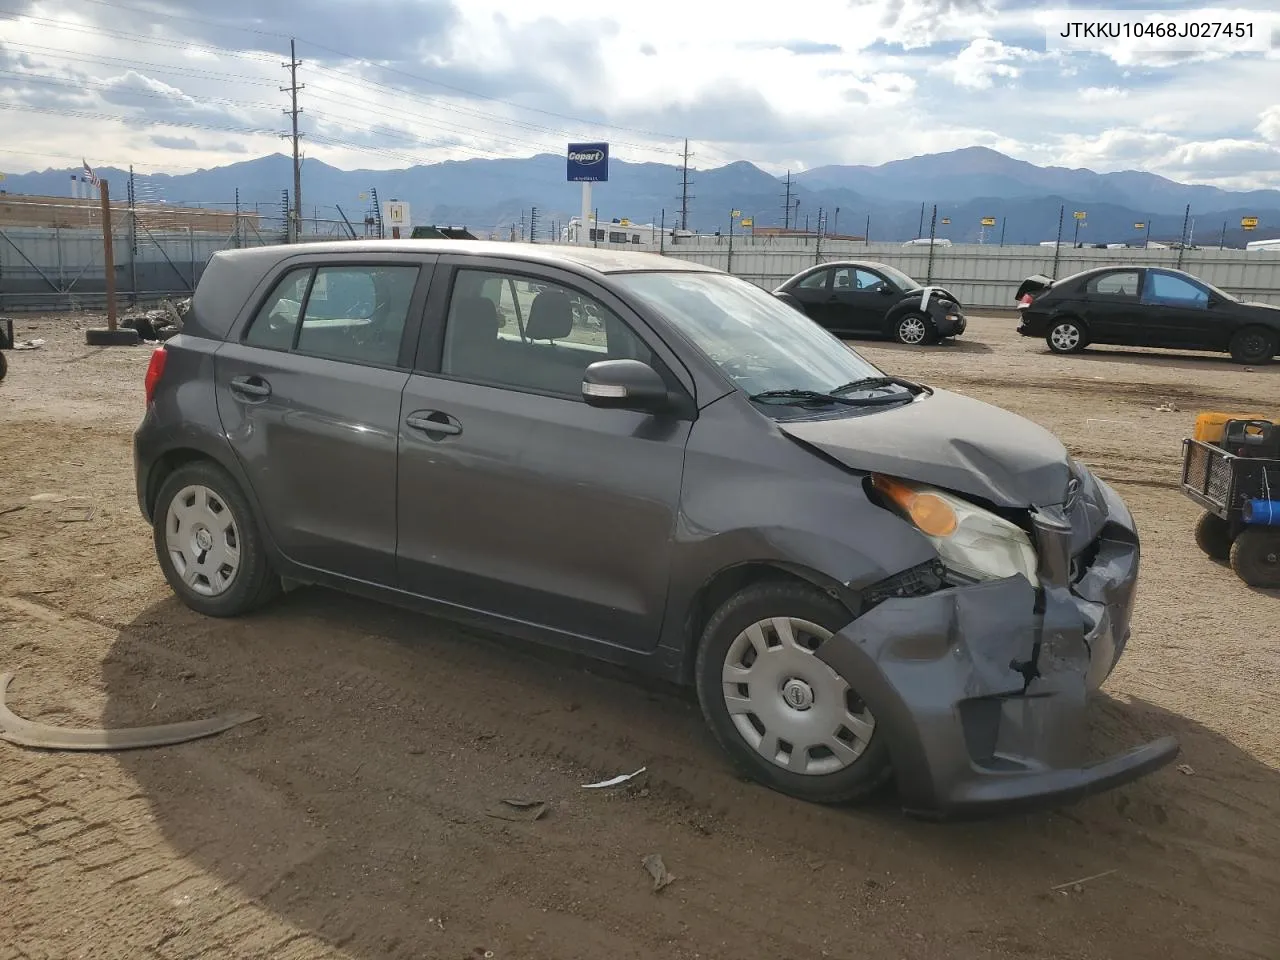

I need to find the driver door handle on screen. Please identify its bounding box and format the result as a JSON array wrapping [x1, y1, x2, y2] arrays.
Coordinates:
[[229, 375, 271, 398], [406, 412, 462, 437]]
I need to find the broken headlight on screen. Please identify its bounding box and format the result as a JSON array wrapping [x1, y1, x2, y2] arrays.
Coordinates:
[[871, 474, 1040, 587]]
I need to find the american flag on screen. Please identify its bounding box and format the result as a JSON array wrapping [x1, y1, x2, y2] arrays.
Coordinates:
[[81, 160, 99, 186]]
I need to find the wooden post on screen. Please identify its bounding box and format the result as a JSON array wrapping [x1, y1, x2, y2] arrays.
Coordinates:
[[99, 180, 118, 331]]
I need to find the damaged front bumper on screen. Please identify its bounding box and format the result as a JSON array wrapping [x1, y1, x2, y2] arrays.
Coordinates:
[[821, 476, 1179, 819]]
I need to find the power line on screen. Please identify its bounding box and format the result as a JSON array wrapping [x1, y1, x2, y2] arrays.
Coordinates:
[[10, 0, 685, 142]]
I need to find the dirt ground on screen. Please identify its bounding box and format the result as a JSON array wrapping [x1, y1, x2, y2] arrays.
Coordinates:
[[1, 313, 1278, 960]]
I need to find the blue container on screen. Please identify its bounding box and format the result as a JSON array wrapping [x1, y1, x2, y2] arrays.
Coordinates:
[[1243, 499, 1280, 526]]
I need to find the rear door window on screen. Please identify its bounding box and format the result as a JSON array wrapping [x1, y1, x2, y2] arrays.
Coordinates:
[[1089, 271, 1140, 297], [243, 263, 422, 366]]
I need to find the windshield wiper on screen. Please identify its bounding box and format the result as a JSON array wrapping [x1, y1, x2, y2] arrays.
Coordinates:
[[748, 389, 844, 405], [748, 387, 913, 407], [829, 375, 924, 396]]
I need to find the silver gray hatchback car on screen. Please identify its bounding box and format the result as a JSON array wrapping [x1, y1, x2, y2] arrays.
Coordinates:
[[134, 240, 1178, 818]]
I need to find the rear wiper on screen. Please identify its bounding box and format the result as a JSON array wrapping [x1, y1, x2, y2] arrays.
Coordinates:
[[748, 388, 912, 407], [829, 375, 924, 396]]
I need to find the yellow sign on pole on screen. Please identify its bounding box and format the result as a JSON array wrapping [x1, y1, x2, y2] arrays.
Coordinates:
[[1134, 222, 1145, 229], [1242, 216, 1258, 230], [1073, 211, 1087, 220], [740, 218, 753, 227], [981, 217, 996, 226], [620, 218, 630, 226], [940, 217, 951, 225]]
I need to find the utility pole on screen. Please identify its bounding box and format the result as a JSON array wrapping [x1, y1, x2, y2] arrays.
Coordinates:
[[281, 38, 304, 243], [1177, 203, 1191, 269], [519, 210, 526, 242], [529, 206, 539, 243], [679, 139, 694, 232], [781, 171, 794, 229]]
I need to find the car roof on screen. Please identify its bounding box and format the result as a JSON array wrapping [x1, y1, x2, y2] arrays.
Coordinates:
[[209, 239, 718, 276], [803, 260, 905, 274]]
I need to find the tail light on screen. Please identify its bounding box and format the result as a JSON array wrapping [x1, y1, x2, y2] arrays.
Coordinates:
[[144, 346, 168, 405], [1017, 293, 1034, 309]]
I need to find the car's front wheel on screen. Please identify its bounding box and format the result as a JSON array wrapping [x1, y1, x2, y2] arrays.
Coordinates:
[[152, 460, 280, 617], [1046, 318, 1087, 353], [695, 581, 891, 804], [893, 312, 935, 346], [1228, 327, 1277, 365]]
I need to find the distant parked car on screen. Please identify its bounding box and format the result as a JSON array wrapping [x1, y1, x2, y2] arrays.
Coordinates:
[[773, 261, 967, 345], [1015, 265, 1280, 364], [133, 239, 1176, 817]]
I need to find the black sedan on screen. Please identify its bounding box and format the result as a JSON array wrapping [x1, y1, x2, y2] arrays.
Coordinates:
[[773, 261, 967, 345], [1016, 265, 1280, 364]]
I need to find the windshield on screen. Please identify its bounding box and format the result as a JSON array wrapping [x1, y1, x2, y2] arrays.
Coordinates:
[[876, 263, 919, 291], [613, 271, 887, 397]]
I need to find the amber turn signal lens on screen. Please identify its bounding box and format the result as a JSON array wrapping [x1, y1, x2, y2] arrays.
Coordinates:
[[872, 474, 958, 538]]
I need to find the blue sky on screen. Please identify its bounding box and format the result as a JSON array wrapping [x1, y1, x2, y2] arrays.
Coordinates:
[[0, 0, 1277, 188]]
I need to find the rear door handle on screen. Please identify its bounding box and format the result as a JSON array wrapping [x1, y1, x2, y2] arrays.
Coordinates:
[[405, 412, 462, 437], [230, 376, 271, 398]]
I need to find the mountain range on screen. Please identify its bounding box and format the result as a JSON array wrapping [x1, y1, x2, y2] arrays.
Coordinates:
[[4, 146, 1279, 246]]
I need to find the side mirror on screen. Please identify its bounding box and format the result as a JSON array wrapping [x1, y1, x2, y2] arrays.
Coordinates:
[[879, 286, 895, 295], [582, 359, 670, 411]]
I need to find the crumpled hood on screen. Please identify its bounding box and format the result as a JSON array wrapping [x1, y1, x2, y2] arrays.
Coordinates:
[[779, 388, 1073, 508]]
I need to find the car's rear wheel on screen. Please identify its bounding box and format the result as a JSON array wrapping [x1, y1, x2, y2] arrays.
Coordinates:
[[153, 461, 280, 617], [1228, 327, 1277, 365], [1230, 528, 1280, 589], [1194, 511, 1233, 561], [893, 313, 935, 346], [1047, 318, 1087, 353], [695, 580, 891, 804]]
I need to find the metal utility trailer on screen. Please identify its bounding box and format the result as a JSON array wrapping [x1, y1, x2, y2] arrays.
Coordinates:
[[1181, 437, 1280, 588], [0, 318, 12, 382]]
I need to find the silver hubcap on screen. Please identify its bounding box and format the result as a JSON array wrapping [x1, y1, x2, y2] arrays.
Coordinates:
[[722, 617, 876, 776], [1050, 324, 1081, 350], [165, 485, 241, 597], [898, 317, 926, 344]]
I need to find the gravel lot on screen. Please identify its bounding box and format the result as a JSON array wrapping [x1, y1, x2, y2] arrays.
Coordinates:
[[1, 313, 1278, 960]]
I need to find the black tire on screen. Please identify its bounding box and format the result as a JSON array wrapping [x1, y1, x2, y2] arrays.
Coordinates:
[[1046, 318, 1087, 354], [694, 580, 892, 804], [1228, 327, 1277, 365], [85, 327, 140, 346], [893, 312, 936, 346], [1194, 511, 1233, 561], [152, 460, 280, 617], [1229, 527, 1280, 589]]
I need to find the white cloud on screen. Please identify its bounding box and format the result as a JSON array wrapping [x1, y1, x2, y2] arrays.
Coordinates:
[[1079, 86, 1127, 102], [1259, 106, 1280, 142], [930, 38, 1036, 90]]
